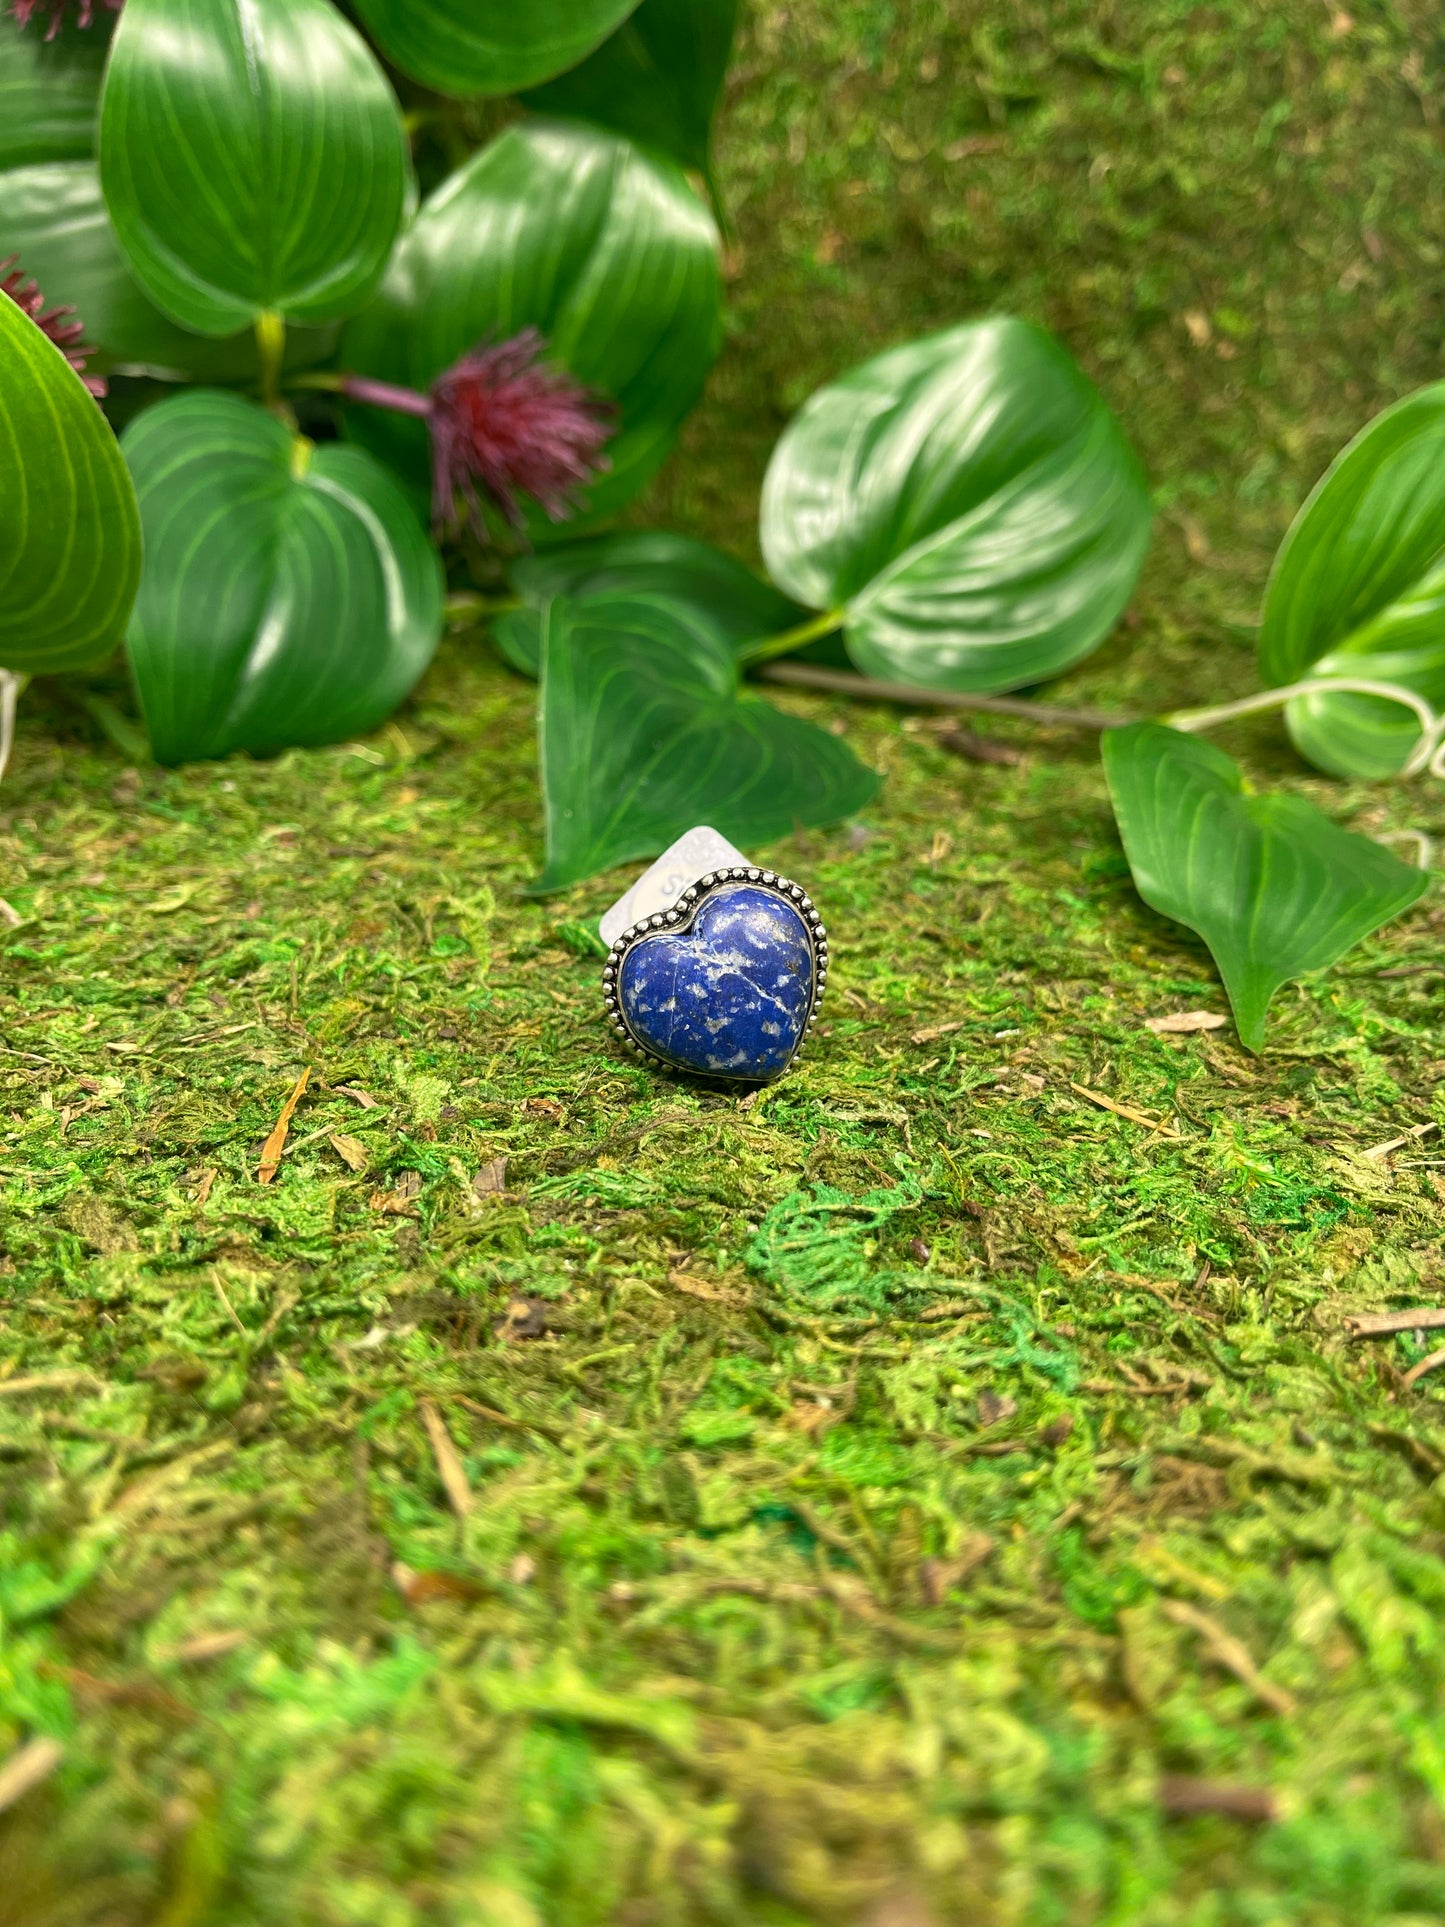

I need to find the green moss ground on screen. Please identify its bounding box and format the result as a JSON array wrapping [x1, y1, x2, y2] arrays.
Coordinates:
[[6, 2, 1445, 1920]]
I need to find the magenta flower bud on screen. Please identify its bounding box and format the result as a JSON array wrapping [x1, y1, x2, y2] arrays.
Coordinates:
[[9, 0, 123, 35], [1, 256, 106, 400], [344, 328, 615, 540]]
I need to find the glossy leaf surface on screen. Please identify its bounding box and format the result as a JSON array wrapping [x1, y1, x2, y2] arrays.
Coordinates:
[[350, 0, 640, 98], [0, 11, 107, 169], [761, 318, 1151, 693], [495, 531, 804, 676], [536, 591, 878, 892], [100, 0, 408, 336], [342, 120, 722, 531], [122, 391, 442, 764], [1103, 722, 1426, 1051], [1260, 384, 1445, 778], [523, 0, 738, 179], [0, 288, 141, 673], [0, 162, 336, 378]]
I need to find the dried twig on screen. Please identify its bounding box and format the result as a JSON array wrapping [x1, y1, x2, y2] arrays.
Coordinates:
[[1344, 1306, 1445, 1338], [1069, 1082, 1182, 1139], [1158, 1775, 1277, 1822], [1361, 1120, 1438, 1160], [419, 1398, 471, 1521], [257, 1067, 311, 1183], [0, 1737, 63, 1814], [1402, 1347, 1445, 1390], [1160, 1599, 1296, 1716]]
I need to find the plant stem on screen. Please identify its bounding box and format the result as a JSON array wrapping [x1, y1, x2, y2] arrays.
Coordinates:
[[256, 311, 286, 410], [738, 608, 846, 666], [1168, 677, 1443, 776], [76, 694, 151, 763], [757, 661, 1129, 731], [0, 672, 24, 784], [445, 592, 521, 623]]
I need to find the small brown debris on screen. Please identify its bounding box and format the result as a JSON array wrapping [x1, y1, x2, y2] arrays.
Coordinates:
[[862, 1888, 943, 1927], [910, 1020, 965, 1044], [919, 1533, 994, 1604], [1158, 1775, 1277, 1823], [1039, 1411, 1076, 1446], [909, 1238, 931, 1264], [419, 1398, 471, 1521], [1182, 310, 1212, 347], [668, 1269, 751, 1309], [494, 1295, 550, 1342], [0, 898, 22, 927], [936, 725, 1021, 765], [165, 1630, 249, 1665], [472, 1155, 508, 1198], [1344, 1306, 1445, 1339], [190, 1166, 219, 1205], [391, 1561, 486, 1607], [0, 1737, 64, 1815], [524, 1097, 564, 1122], [1070, 1082, 1182, 1139], [257, 1067, 311, 1183], [370, 1169, 422, 1215], [329, 1133, 371, 1173], [508, 1553, 537, 1585], [1145, 1010, 1227, 1034], [335, 1084, 383, 1109], [977, 1389, 1017, 1427]]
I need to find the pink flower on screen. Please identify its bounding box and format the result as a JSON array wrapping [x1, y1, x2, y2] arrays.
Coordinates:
[[344, 329, 615, 539], [9, 0, 123, 36], [0, 256, 105, 400]]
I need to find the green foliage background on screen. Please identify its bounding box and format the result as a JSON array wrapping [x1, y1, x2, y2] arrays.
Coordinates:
[[5, 1, 1445, 1920]]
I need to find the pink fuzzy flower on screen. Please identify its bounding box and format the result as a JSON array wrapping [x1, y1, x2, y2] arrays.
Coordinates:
[[9, 0, 123, 36], [0, 256, 105, 400], [344, 328, 615, 539]]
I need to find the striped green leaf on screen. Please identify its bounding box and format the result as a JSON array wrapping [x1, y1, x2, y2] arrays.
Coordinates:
[[1103, 722, 1426, 1052], [350, 0, 641, 98], [0, 162, 337, 379], [99, 0, 408, 337], [0, 286, 141, 674], [0, 10, 108, 169], [761, 318, 1152, 694], [1260, 384, 1445, 778], [535, 591, 878, 892], [342, 120, 722, 533], [122, 391, 443, 764], [522, 0, 738, 181]]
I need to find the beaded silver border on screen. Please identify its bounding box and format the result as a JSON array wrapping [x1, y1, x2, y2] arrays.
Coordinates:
[[601, 867, 828, 1083]]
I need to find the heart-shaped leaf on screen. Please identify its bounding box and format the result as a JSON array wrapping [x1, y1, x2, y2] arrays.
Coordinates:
[[0, 284, 142, 674], [1259, 384, 1445, 778], [0, 161, 336, 379], [99, 0, 408, 336], [1102, 721, 1426, 1051], [522, 0, 738, 182], [760, 317, 1152, 694], [494, 531, 804, 677], [341, 120, 722, 532], [0, 11, 107, 169], [121, 390, 443, 763], [349, 0, 641, 98], [535, 591, 878, 892]]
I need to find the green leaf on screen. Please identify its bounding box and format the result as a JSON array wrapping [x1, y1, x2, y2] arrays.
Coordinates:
[[535, 591, 878, 892], [342, 120, 722, 533], [0, 11, 107, 169], [522, 0, 738, 181], [760, 317, 1151, 694], [349, 0, 642, 98], [1102, 721, 1426, 1052], [494, 531, 804, 677], [0, 284, 142, 674], [99, 0, 408, 337], [0, 161, 336, 379], [1259, 383, 1445, 778], [121, 390, 443, 764]]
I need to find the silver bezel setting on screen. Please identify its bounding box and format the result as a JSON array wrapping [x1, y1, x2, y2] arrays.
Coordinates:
[[600, 867, 828, 1083]]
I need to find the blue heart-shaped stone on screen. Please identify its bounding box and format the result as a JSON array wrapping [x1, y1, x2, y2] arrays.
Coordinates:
[[618, 883, 815, 1080]]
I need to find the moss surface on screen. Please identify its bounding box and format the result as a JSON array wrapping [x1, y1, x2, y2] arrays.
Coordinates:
[[6, 2, 1445, 1921]]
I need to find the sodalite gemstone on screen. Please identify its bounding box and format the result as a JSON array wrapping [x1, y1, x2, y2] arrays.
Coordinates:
[[618, 884, 815, 1080]]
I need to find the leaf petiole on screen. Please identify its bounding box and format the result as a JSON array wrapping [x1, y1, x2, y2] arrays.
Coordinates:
[[737, 607, 845, 667], [1167, 677, 1445, 777]]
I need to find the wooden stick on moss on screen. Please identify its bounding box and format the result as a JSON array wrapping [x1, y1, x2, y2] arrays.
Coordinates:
[[756, 661, 1129, 731]]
